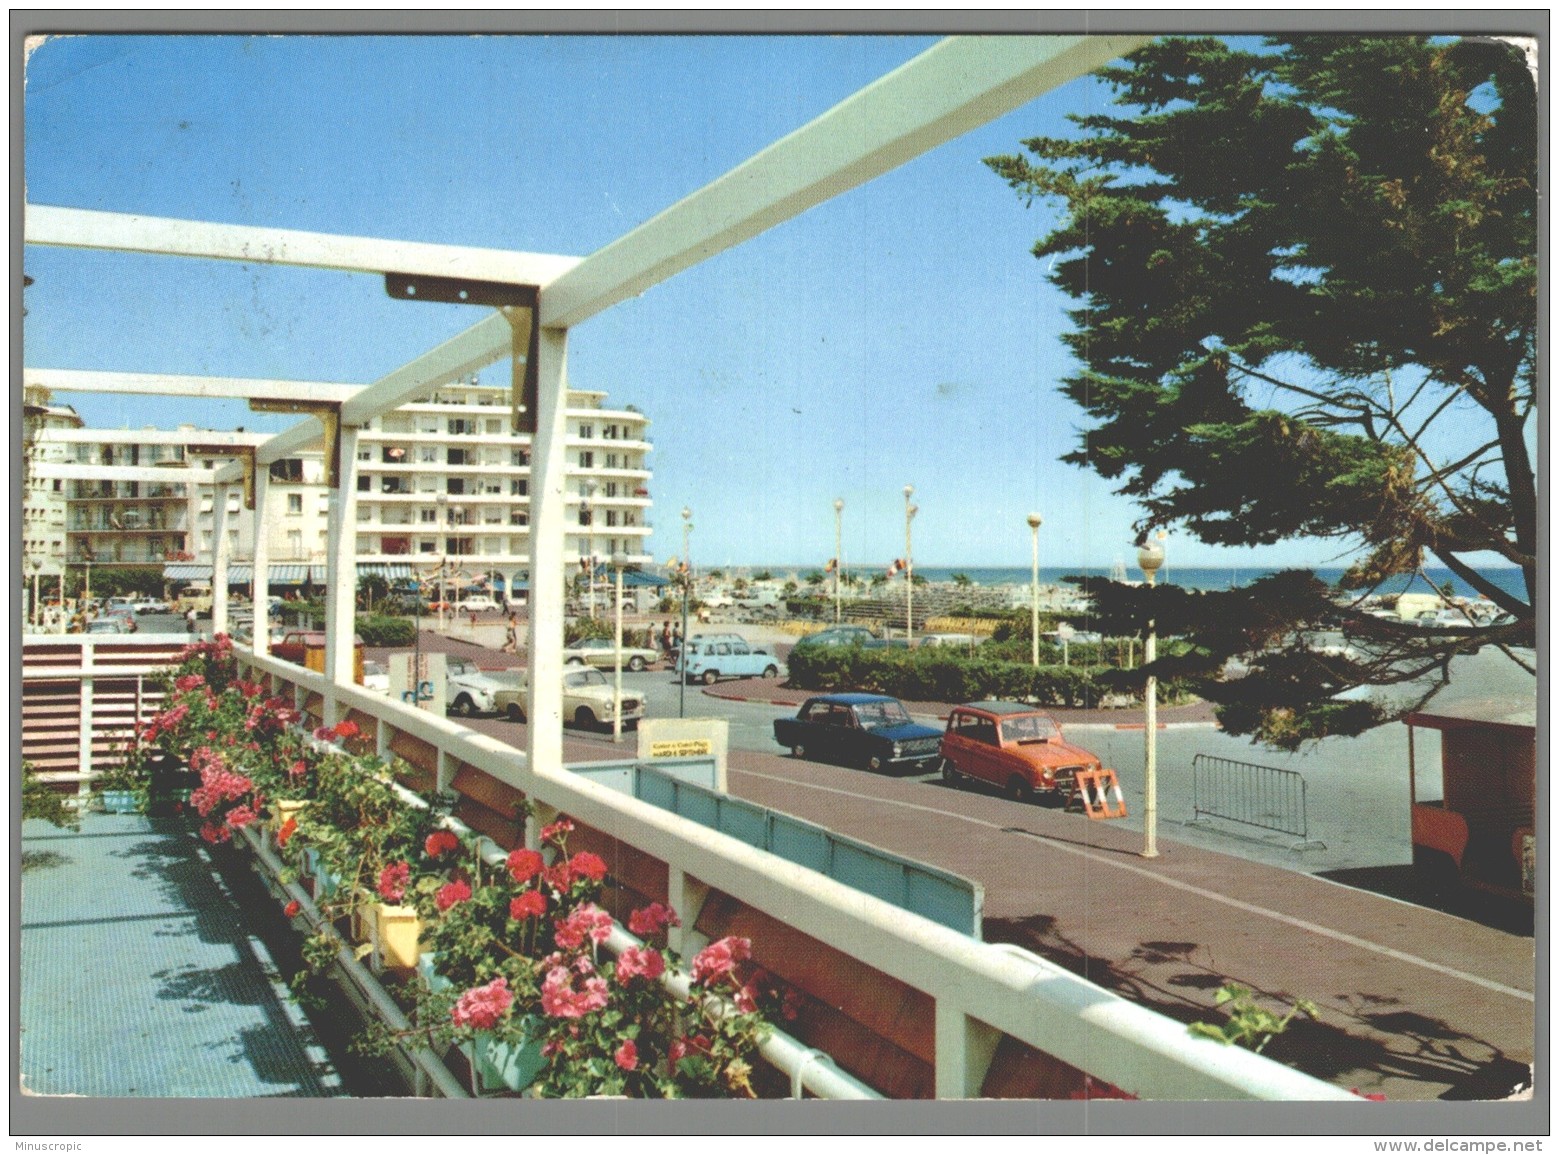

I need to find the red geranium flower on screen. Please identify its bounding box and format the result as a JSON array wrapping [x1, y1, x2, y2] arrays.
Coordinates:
[[506, 847, 544, 883], [627, 902, 680, 938], [378, 861, 411, 903], [614, 1040, 639, 1072], [284, 900, 301, 918], [509, 890, 547, 920], [333, 720, 360, 740], [435, 880, 472, 912], [425, 830, 460, 858], [277, 816, 298, 848], [568, 851, 608, 884]]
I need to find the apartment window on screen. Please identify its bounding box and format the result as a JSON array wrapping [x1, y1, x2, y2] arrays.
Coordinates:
[[605, 482, 619, 498], [419, 540, 436, 553], [420, 446, 438, 463], [509, 512, 528, 526], [510, 449, 529, 467], [201, 531, 214, 550], [420, 509, 437, 523], [605, 510, 619, 528], [578, 423, 594, 440], [446, 479, 465, 496], [605, 453, 620, 469], [357, 448, 372, 462], [200, 497, 214, 513], [358, 475, 372, 492], [578, 508, 592, 527], [318, 495, 330, 513], [486, 419, 503, 434], [287, 494, 303, 515], [448, 448, 468, 465], [579, 451, 594, 468], [510, 479, 528, 496]]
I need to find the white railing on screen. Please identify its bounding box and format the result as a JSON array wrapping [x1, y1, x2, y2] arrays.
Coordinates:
[[249, 647, 1354, 1102]]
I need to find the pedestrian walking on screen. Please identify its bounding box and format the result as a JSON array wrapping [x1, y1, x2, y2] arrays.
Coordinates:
[[185, 607, 197, 634], [501, 613, 518, 654], [660, 621, 673, 654]]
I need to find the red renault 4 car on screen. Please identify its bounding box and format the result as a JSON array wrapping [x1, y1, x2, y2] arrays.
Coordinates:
[[939, 701, 1106, 802]]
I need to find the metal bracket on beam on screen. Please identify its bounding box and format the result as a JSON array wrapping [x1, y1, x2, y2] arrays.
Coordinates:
[[248, 400, 343, 487], [187, 444, 257, 510], [384, 273, 540, 434]]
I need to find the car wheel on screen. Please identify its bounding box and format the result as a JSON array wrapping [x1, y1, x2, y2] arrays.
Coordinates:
[[763, 665, 778, 678], [575, 706, 598, 729], [941, 759, 959, 786], [628, 655, 646, 672], [1006, 776, 1033, 804], [506, 703, 526, 723], [791, 744, 806, 760], [566, 657, 584, 666], [866, 754, 884, 773], [702, 669, 719, 686], [453, 694, 475, 717]]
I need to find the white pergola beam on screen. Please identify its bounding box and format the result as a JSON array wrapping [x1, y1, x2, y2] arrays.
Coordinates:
[[25, 204, 583, 286], [25, 368, 361, 405], [539, 34, 1152, 329], [338, 312, 511, 428]]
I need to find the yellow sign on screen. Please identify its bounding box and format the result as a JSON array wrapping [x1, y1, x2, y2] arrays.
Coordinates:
[[649, 739, 712, 758]]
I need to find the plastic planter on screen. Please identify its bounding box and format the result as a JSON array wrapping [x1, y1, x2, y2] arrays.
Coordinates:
[[99, 790, 139, 814], [467, 1023, 546, 1096], [371, 903, 424, 971]]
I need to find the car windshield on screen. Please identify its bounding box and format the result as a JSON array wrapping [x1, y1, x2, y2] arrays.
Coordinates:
[[447, 659, 473, 675], [1002, 714, 1059, 743], [855, 700, 910, 728], [567, 669, 608, 689]]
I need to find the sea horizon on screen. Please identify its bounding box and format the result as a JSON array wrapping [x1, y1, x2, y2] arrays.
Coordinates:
[[705, 564, 1528, 600]]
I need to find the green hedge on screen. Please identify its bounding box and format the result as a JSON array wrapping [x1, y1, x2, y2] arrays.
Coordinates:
[[785, 646, 1110, 708], [354, 615, 417, 646]]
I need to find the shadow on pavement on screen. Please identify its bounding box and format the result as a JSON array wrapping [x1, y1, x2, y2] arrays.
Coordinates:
[[1316, 865, 1533, 937]]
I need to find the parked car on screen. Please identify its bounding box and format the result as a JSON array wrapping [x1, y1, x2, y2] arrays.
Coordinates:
[[1414, 608, 1474, 629], [561, 636, 660, 672], [679, 638, 784, 684], [103, 607, 139, 632], [84, 616, 133, 635], [445, 656, 510, 717], [131, 597, 171, 615], [454, 595, 500, 613], [939, 701, 1106, 803], [493, 666, 645, 731], [362, 660, 391, 695], [790, 625, 907, 653], [772, 693, 942, 773]]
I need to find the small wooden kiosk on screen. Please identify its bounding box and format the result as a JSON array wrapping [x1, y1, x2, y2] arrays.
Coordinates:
[[1405, 702, 1535, 901]]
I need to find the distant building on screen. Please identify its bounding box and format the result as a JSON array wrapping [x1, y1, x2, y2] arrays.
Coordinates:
[[28, 374, 653, 603], [21, 387, 81, 579]]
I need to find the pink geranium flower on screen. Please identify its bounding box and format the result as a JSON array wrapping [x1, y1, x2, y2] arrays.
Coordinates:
[[627, 903, 680, 938], [378, 861, 411, 903], [691, 936, 751, 985], [540, 818, 575, 844], [540, 966, 609, 1018], [567, 851, 608, 883], [614, 945, 664, 984], [553, 902, 613, 950], [452, 977, 513, 1031]]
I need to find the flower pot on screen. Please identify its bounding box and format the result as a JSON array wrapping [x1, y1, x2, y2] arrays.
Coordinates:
[[99, 789, 139, 814], [371, 903, 424, 971], [466, 1023, 546, 1096], [310, 856, 340, 902], [417, 952, 451, 994], [269, 800, 308, 850]]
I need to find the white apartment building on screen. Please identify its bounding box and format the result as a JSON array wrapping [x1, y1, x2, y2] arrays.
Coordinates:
[[21, 388, 81, 579], [28, 375, 653, 603]]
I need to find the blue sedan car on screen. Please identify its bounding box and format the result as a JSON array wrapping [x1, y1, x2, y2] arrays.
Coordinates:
[[772, 693, 942, 773]]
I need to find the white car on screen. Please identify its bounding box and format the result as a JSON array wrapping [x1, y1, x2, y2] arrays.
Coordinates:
[[455, 595, 500, 613], [493, 666, 645, 731], [362, 660, 391, 695], [132, 597, 171, 615], [444, 656, 510, 716]]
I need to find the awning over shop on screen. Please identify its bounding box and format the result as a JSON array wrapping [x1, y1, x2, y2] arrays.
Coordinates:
[[588, 565, 669, 588], [359, 563, 415, 580], [162, 562, 322, 586]]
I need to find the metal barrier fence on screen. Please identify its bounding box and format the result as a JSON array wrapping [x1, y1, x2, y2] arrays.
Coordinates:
[[1190, 755, 1325, 851]]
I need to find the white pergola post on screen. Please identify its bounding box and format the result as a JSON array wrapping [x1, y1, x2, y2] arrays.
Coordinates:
[[323, 426, 362, 719], [251, 467, 271, 657], [525, 327, 570, 776], [211, 483, 231, 637], [934, 1002, 1002, 1099]]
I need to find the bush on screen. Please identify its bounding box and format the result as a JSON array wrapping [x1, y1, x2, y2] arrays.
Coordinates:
[[786, 646, 1114, 708], [355, 615, 417, 646]]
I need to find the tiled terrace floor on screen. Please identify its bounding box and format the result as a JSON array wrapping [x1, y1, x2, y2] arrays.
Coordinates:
[[19, 814, 348, 1098]]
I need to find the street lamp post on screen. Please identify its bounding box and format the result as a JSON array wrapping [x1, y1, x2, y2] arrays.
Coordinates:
[[612, 550, 628, 744], [903, 485, 917, 645], [581, 479, 597, 620], [1027, 513, 1043, 667], [833, 498, 844, 624], [1137, 537, 1165, 859], [679, 506, 692, 719], [30, 556, 43, 630], [436, 494, 448, 632]]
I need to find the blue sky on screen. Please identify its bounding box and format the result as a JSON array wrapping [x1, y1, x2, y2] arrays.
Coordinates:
[[19, 33, 1479, 573]]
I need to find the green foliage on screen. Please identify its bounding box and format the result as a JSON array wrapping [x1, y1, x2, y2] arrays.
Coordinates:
[[989, 36, 1536, 743], [354, 615, 417, 646], [565, 617, 655, 649], [22, 763, 80, 831], [1188, 984, 1319, 1053], [786, 645, 1111, 708], [67, 565, 165, 599]]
